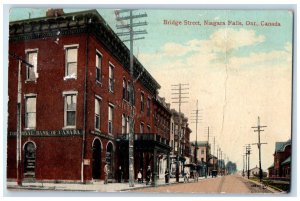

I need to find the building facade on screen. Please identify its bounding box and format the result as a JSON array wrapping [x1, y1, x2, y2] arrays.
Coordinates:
[[7, 9, 172, 184], [268, 139, 291, 179]]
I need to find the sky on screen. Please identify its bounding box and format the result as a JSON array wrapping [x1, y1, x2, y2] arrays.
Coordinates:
[[9, 8, 293, 171]]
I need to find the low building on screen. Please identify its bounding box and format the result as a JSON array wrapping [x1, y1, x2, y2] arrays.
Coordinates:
[[268, 139, 291, 179]]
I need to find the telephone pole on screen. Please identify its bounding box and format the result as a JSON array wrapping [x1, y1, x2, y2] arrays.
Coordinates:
[[191, 100, 202, 164], [115, 9, 148, 187], [245, 144, 251, 179], [242, 154, 245, 177], [171, 83, 189, 182], [251, 116, 267, 183], [9, 53, 34, 186]]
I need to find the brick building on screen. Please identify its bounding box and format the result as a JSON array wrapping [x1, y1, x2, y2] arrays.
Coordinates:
[[169, 109, 191, 176], [268, 139, 291, 179], [7, 9, 172, 184]]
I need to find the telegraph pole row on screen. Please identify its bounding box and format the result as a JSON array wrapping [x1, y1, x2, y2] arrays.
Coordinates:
[[251, 116, 267, 183], [245, 144, 251, 179], [115, 9, 148, 187], [171, 83, 189, 182]]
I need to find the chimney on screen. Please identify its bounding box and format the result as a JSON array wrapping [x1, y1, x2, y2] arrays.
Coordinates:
[[46, 9, 65, 17]]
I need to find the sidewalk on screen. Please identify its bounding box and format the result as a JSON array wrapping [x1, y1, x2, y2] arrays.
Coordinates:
[[7, 177, 207, 192], [240, 176, 282, 193]]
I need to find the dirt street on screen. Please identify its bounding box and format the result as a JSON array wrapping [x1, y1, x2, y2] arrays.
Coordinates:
[[131, 174, 273, 194]]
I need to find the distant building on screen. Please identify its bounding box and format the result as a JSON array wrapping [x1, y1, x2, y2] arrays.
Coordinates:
[[249, 165, 260, 177], [268, 139, 291, 179]]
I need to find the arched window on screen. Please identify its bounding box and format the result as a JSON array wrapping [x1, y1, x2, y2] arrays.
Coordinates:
[[24, 141, 36, 178]]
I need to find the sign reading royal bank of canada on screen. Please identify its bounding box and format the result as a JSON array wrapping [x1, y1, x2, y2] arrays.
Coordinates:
[[6, 7, 294, 194]]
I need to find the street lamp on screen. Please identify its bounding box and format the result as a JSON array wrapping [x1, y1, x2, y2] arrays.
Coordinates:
[[9, 53, 34, 186]]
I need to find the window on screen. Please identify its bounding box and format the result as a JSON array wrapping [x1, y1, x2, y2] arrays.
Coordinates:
[[171, 122, 174, 134], [140, 92, 144, 112], [201, 150, 205, 154], [122, 78, 126, 100], [65, 46, 78, 78], [26, 50, 38, 80], [96, 52, 102, 82], [140, 123, 144, 134], [64, 93, 77, 127], [122, 114, 126, 134], [25, 95, 36, 129], [95, 97, 101, 130], [108, 104, 114, 134], [109, 64, 114, 92], [127, 81, 131, 102], [126, 116, 130, 134], [147, 125, 151, 133], [147, 97, 151, 116]]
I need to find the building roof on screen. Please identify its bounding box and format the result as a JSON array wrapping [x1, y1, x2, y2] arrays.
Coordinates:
[[9, 9, 160, 95], [275, 139, 291, 153], [281, 156, 291, 166]]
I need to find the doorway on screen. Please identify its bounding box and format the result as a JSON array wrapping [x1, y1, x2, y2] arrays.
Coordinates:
[[92, 139, 102, 180]]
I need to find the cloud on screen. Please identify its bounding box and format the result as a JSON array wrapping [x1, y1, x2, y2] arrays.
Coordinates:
[[155, 28, 265, 58]]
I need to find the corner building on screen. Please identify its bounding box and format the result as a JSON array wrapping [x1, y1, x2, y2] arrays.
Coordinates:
[[7, 9, 171, 183]]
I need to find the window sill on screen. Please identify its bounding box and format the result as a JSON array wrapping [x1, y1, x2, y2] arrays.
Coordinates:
[[63, 126, 76, 130], [25, 79, 37, 83], [63, 76, 77, 81], [96, 80, 102, 86], [24, 128, 36, 131]]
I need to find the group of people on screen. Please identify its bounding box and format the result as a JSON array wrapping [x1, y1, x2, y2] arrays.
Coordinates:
[[103, 164, 172, 185], [137, 166, 152, 185]]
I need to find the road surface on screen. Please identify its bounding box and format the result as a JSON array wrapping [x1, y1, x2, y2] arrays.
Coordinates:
[[131, 174, 273, 194]]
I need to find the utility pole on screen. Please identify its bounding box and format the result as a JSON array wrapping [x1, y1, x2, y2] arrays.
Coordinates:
[[251, 116, 267, 183], [245, 144, 251, 179], [213, 137, 216, 170], [206, 127, 209, 177], [220, 148, 223, 175], [9, 53, 34, 186], [171, 83, 189, 182], [191, 100, 202, 164], [115, 9, 148, 187], [242, 154, 245, 177]]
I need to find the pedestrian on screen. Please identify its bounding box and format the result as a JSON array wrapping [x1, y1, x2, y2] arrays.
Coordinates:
[[165, 169, 169, 183], [146, 166, 151, 185], [118, 166, 123, 183], [104, 163, 109, 184], [184, 167, 190, 183], [137, 170, 142, 183]]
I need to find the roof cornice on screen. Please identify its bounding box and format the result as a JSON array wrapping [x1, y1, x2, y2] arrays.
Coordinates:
[[9, 10, 160, 94]]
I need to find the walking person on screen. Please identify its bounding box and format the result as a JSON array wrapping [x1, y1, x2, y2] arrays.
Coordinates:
[[104, 163, 109, 184], [146, 166, 151, 185], [137, 170, 142, 183], [118, 166, 123, 183], [165, 169, 169, 183]]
